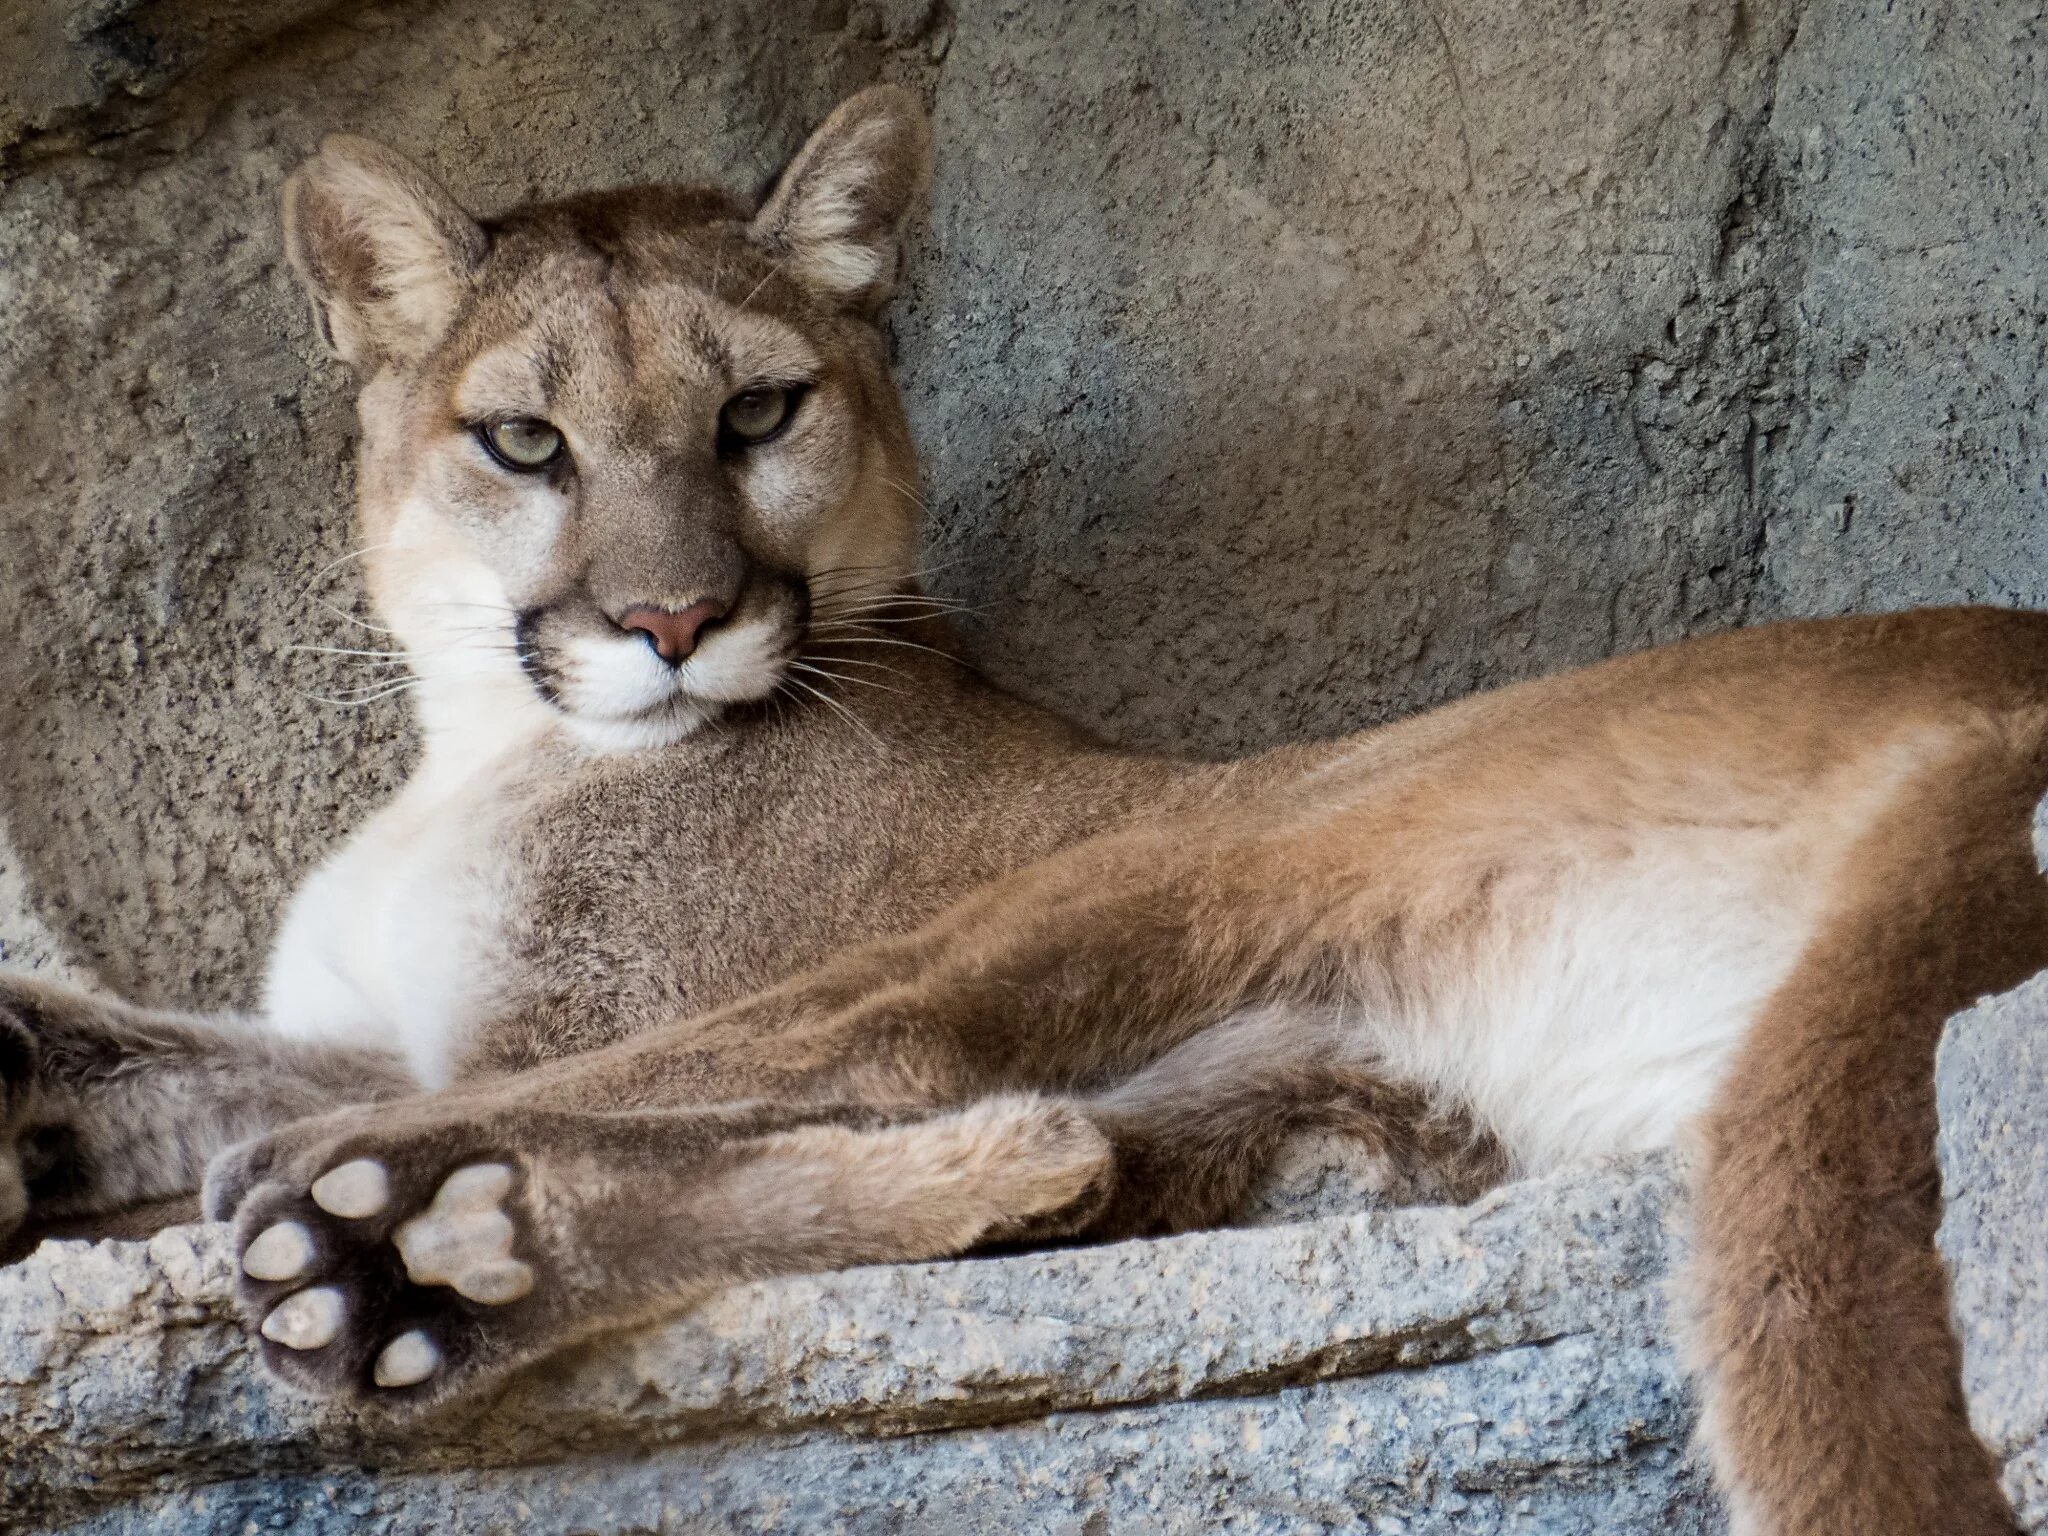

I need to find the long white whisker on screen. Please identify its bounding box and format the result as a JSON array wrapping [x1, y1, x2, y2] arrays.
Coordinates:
[[298, 653, 518, 706], [284, 644, 410, 661], [811, 590, 980, 614], [299, 539, 399, 599], [314, 598, 405, 636], [284, 626, 510, 666], [779, 673, 889, 753], [876, 473, 933, 516], [804, 555, 971, 596], [810, 609, 976, 629], [795, 652, 908, 677], [802, 631, 963, 662], [734, 258, 786, 317], [788, 660, 907, 696], [298, 681, 421, 707], [801, 562, 894, 584], [807, 603, 975, 623]]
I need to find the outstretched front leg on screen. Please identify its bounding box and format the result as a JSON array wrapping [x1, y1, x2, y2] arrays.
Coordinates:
[[0, 970, 415, 1249], [205, 1093, 1112, 1402], [206, 1034, 1472, 1407]]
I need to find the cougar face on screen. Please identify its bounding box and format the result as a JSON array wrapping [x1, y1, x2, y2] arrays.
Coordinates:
[[285, 91, 929, 749]]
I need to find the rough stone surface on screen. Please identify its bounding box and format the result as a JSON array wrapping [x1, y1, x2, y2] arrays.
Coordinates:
[[45, 1349, 1710, 1536], [0, 817, 90, 985], [1939, 971, 2048, 1532], [1, 0, 2044, 1008], [4, 1157, 1713, 1534]]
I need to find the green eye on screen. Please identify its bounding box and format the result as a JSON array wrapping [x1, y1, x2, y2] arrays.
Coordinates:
[[479, 418, 564, 471], [719, 385, 795, 447]]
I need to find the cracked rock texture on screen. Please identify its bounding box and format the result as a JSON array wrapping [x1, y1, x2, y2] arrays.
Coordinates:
[[1, 0, 2044, 1007]]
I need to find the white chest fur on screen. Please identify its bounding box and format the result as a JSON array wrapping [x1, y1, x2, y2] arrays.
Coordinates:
[[262, 505, 565, 1087], [260, 746, 533, 1090]]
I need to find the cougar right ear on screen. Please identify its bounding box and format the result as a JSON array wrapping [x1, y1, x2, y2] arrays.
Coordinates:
[[281, 136, 487, 370]]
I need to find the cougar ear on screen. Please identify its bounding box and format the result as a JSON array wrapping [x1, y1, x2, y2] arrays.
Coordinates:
[[751, 86, 931, 316], [281, 136, 487, 370]]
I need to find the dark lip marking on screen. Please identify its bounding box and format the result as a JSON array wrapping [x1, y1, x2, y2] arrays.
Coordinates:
[[512, 608, 562, 707]]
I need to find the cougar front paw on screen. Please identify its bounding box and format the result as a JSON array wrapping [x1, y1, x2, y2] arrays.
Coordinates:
[[210, 1117, 549, 1405]]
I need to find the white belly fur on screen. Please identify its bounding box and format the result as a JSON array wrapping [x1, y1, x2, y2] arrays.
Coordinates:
[[1366, 819, 1824, 1174], [266, 797, 1825, 1144]]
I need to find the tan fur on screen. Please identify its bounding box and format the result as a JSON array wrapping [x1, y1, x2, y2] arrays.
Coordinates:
[[1687, 713, 2048, 1535], [1, 90, 2037, 1535], [703, 1095, 1114, 1261]]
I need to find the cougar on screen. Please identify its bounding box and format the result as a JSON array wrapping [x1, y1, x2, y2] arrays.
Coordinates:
[[1, 86, 2039, 1536]]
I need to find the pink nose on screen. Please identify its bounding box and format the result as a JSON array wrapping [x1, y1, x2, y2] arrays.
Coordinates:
[[618, 600, 726, 664]]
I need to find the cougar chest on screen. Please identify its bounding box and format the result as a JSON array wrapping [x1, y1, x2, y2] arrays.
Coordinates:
[[261, 743, 539, 1089]]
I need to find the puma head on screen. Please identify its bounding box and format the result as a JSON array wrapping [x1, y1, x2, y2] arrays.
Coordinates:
[[282, 87, 931, 749]]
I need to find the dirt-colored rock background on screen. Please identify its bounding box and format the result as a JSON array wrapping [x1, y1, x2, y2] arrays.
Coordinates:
[[2, 0, 2044, 1008]]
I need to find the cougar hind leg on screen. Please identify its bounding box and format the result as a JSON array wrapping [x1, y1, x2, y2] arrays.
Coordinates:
[[1074, 1006, 1505, 1240], [1687, 715, 2048, 1536], [0, 970, 415, 1254]]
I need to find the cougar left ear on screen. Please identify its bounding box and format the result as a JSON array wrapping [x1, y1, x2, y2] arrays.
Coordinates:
[[751, 86, 931, 317]]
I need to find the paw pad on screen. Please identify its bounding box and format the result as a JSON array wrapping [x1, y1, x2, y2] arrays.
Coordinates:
[[242, 1220, 315, 1282], [393, 1162, 533, 1305], [310, 1158, 390, 1218], [229, 1141, 541, 1401], [373, 1328, 441, 1388], [260, 1284, 345, 1351]]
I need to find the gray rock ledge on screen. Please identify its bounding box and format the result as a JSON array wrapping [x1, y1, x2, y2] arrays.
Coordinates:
[[7, 1156, 1715, 1534]]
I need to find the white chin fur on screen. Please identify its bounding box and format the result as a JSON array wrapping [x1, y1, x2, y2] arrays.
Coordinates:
[[556, 618, 788, 752], [560, 705, 717, 754]]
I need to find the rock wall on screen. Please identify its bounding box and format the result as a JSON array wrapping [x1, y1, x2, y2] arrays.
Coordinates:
[[2, 0, 2044, 1006]]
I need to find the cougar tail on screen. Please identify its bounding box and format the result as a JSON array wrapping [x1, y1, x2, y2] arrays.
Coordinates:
[[1689, 713, 2048, 1535]]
